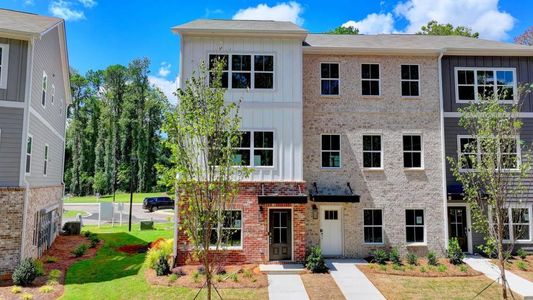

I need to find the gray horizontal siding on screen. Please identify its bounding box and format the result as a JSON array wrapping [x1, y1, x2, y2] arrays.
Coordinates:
[[0, 107, 23, 186], [442, 55, 533, 112], [0, 37, 28, 102]]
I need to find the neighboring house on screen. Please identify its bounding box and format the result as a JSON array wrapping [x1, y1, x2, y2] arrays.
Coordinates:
[[173, 19, 533, 264], [0, 9, 70, 275]]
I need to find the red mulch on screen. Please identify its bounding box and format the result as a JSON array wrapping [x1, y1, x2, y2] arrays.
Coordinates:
[[0, 235, 101, 300], [117, 244, 149, 254]]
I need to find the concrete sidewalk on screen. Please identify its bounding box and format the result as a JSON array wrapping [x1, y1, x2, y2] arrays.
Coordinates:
[[326, 259, 385, 300], [267, 274, 309, 300], [465, 256, 533, 299]]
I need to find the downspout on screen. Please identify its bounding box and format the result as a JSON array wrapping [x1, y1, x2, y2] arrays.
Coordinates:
[[438, 49, 448, 252]]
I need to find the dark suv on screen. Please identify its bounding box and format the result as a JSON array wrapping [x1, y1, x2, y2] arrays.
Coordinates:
[[142, 196, 174, 212]]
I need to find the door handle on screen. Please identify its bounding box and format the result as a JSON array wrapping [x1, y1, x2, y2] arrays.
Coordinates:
[[268, 232, 272, 244]]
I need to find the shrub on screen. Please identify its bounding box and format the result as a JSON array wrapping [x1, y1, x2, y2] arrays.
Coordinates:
[[21, 293, 33, 300], [144, 239, 173, 269], [48, 269, 62, 281], [389, 248, 401, 265], [437, 264, 447, 272], [406, 252, 418, 266], [447, 238, 465, 265], [11, 286, 22, 294], [83, 231, 92, 238], [47, 279, 59, 286], [88, 234, 100, 248], [39, 285, 54, 294], [419, 266, 427, 273], [215, 274, 224, 282], [243, 268, 253, 279], [168, 274, 178, 282], [477, 239, 497, 258], [459, 264, 468, 272], [305, 246, 328, 273], [517, 248, 528, 260], [154, 256, 170, 276], [192, 271, 201, 283], [379, 264, 387, 271], [229, 273, 238, 282], [12, 259, 39, 286], [42, 256, 58, 264], [517, 261, 528, 271], [392, 264, 405, 271], [427, 251, 438, 266], [34, 260, 45, 276], [372, 249, 388, 265], [72, 244, 89, 257]]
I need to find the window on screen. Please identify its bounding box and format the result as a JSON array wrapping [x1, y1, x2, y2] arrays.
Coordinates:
[[364, 209, 383, 244], [0, 44, 9, 89], [401, 65, 419, 97], [25, 135, 32, 174], [362, 64, 380, 96], [209, 54, 274, 90], [456, 68, 516, 102], [406, 209, 424, 243], [232, 131, 251, 166], [210, 210, 242, 247], [51, 85, 55, 105], [363, 135, 382, 168], [511, 208, 530, 241], [231, 55, 251, 89], [320, 63, 339, 95], [403, 135, 422, 168], [43, 144, 49, 176], [321, 134, 341, 168], [209, 54, 229, 88], [231, 131, 273, 167], [324, 210, 338, 220], [42, 71, 48, 108], [458, 136, 519, 170], [254, 55, 274, 89]]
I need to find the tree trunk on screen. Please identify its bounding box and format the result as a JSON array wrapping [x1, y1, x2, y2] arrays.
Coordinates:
[[497, 230, 508, 299]]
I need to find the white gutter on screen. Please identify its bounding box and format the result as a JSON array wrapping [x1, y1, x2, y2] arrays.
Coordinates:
[[438, 49, 449, 251]]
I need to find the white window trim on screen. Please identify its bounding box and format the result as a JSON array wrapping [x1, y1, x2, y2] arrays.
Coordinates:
[[403, 134, 424, 170], [320, 62, 340, 97], [363, 209, 384, 245], [25, 134, 33, 175], [454, 67, 517, 103], [489, 205, 533, 244], [405, 208, 427, 245], [0, 44, 9, 89], [457, 135, 521, 172], [400, 64, 421, 98], [209, 209, 244, 250], [361, 63, 381, 97], [234, 130, 275, 168], [43, 144, 49, 177], [207, 53, 276, 91], [42, 71, 47, 108], [362, 134, 383, 170], [320, 133, 341, 169]]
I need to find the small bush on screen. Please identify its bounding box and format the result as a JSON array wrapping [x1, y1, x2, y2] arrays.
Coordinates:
[[379, 264, 387, 272], [243, 268, 253, 279], [42, 256, 58, 264], [517, 261, 528, 271], [215, 274, 224, 282], [517, 248, 528, 260], [406, 252, 418, 266], [447, 238, 465, 265], [389, 248, 401, 265], [21, 292, 33, 300], [88, 235, 100, 248], [39, 285, 54, 294], [34, 260, 45, 277], [11, 286, 22, 294], [83, 231, 92, 238], [305, 246, 328, 273], [144, 239, 173, 269], [459, 264, 468, 272], [46, 279, 59, 286], [12, 259, 39, 286], [437, 264, 447, 272], [168, 274, 178, 282], [48, 269, 62, 281], [419, 266, 427, 273], [72, 244, 89, 257], [427, 251, 438, 266], [372, 249, 388, 265], [392, 264, 405, 271], [154, 256, 170, 276], [229, 272, 238, 282], [192, 271, 201, 283]]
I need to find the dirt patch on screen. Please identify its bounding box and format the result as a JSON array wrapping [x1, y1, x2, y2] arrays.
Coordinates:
[[300, 272, 345, 300], [117, 244, 149, 254], [145, 264, 268, 289], [358, 258, 481, 277], [492, 256, 533, 283], [0, 235, 101, 300]]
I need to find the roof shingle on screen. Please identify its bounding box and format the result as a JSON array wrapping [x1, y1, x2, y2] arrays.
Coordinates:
[[0, 9, 62, 36]]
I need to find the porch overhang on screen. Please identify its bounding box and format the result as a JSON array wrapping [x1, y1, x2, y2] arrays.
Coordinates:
[[310, 194, 360, 203], [257, 195, 308, 204]]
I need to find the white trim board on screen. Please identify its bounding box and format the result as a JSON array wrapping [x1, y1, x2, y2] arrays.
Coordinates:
[[29, 107, 65, 142], [0, 100, 25, 108]]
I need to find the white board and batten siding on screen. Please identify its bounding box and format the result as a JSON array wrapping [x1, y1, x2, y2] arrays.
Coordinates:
[[181, 36, 303, 182]]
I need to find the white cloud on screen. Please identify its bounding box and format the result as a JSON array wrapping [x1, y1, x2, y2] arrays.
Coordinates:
[[49, 0, 85, 21], [78, 0, 97, 8], [149, 75, 179, 103], [233, 2, 304, 26], [342, 13, 395, 34], [158, 62, 171, 78], [394, 0, 515, 40]]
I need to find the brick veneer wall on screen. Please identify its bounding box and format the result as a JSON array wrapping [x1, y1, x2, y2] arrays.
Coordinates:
[[0, 188, 25, 275], [176, 182, 307, 265]]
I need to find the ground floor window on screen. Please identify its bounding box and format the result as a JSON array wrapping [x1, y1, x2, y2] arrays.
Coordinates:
[[406, 209, 424, 243], [499, 207, 531, 242], [210, 210, 242, 247], [364, 209, 383, 244]]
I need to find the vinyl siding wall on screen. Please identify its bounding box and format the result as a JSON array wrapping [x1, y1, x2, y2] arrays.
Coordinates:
[[0, 108, 23, 186], [0, 37, 27, 102]]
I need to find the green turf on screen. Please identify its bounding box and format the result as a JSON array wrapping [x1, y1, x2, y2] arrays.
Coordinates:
[[64, 192, 170, 204], [63, 210, 90, 218], [63, 223, 265, 300]]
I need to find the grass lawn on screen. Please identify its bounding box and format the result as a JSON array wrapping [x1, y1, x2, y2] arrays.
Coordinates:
[[64, 192, 169, 203], [62, 223, 267, 300], [63, 209, 90, 218]]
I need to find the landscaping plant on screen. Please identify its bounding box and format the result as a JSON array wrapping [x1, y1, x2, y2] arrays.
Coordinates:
[[72, 244, 89, 257], [12, 258, 40, 286], [154, 255, 170, 276], [144, 238, 173, 269], [305, 246, 328, 273], [517, 248, 528, 260], [11, 286, 22, 294], [39, 285, 54, 294], [372, 249, 388, 265], [406, 252, 418, 266], [48, 269, 62, 281], [437, 264, 447, 272], [21, 292, 33, 300], [389, 248, 401, 265], [447, 237, 465, 265], [427, 251, 438, 266], [459, 264, 468, 273], [517, 261, 528, 271]]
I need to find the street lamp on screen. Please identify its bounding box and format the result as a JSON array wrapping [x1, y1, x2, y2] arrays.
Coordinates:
[[129, 154, 137, 232]]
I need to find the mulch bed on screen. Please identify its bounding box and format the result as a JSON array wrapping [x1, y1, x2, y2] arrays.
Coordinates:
[[117, 244, 149, 254], [0, 235, 101, 300], [358, 258, 482, 277], [145, 264, 268, 289]]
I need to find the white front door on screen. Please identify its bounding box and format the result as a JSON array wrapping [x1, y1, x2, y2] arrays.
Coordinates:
[[320, 206, 343, 256]]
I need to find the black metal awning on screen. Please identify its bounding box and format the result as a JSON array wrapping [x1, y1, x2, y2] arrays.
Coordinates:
[[309, 182, 360, 203], [447, 184, 464, 201], [257, 195, 308, 204]]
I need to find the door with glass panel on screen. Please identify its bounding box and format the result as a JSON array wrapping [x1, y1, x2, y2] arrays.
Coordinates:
[[448, 207, 468, 252], [269, 209, 292, 260]]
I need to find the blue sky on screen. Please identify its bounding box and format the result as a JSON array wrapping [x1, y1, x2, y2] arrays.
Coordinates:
[[2, 0, 532, 101]]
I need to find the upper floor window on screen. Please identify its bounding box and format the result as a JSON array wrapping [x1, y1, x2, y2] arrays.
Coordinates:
[[320, 63, 339, 96], [42, 71, 48, 108], [321, 134, 341, 168], [456, 68, 516, 102], [51, 84, 55, 105], [231, 131, 273, 167], [458, 135, 520, 171], [401, 65, 420, 97], [362, 64, 380, 96], [0, 44, 9, 89], [363, 135, 382, 169], [44, 144, 49, 176], [25, 135, 32, 174], [403, 135, 423, 168], [209, 54, 274, 90]]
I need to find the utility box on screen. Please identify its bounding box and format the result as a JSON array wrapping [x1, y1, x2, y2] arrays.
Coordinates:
[[62, 221, 81, 235], [140, 220, 154, 230]]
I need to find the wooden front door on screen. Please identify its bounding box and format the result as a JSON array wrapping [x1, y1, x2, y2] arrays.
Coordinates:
[[269, 209, 292, 260], [448, 207, 468, 252]]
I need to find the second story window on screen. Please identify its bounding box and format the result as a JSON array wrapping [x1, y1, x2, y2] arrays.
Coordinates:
[[0, 44, 9, 89], [456, 68, 516, 102], [209, 54, 229, 88], [231, 55, 251, 89], [362, 64, 380, 96], [231, 131, 274, 167], [51, 84, 55, 105], [25, 135, 32, 174], [363, 135, 382, 169], [209, 54, 274, 90], [320, 63, 339, 96], [321, 134, 341, 168], [458, 135, 519, 170], [44, 144, 49, 176], [403, 135, 422, 168], [254, 55, 274, 89], [401, 65, 420, 97], [42, 71, 48, 108]]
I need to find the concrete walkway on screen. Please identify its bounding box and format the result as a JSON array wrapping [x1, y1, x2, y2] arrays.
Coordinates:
[[326, 259, 385, 300], [464, 256, 533, 299], [267, 274, 309, 300]]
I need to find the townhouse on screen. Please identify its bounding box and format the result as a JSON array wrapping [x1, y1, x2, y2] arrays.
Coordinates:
[[172, 19, 533, 264], [0, 9, 70, 275]]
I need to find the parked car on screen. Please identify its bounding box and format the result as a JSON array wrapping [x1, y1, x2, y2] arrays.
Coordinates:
[[142, 197, 174, 212]]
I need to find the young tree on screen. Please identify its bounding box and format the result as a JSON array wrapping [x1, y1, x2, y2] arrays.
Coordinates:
[[448, 86, 532, 299], [327, 25, 359, 35], [163, 58, 251, 299], [417, 20, 479, 38], [515, 26, 533, 46]]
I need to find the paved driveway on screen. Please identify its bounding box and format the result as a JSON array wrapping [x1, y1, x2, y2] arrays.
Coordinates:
[[62, 203, 173, 226]]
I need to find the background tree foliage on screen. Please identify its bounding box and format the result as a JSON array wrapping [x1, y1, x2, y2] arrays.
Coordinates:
[[416, 20, 479, 38], [515, 26, 533, 46], [65, 58, 170, 196], [327, 25, 359, 35]]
